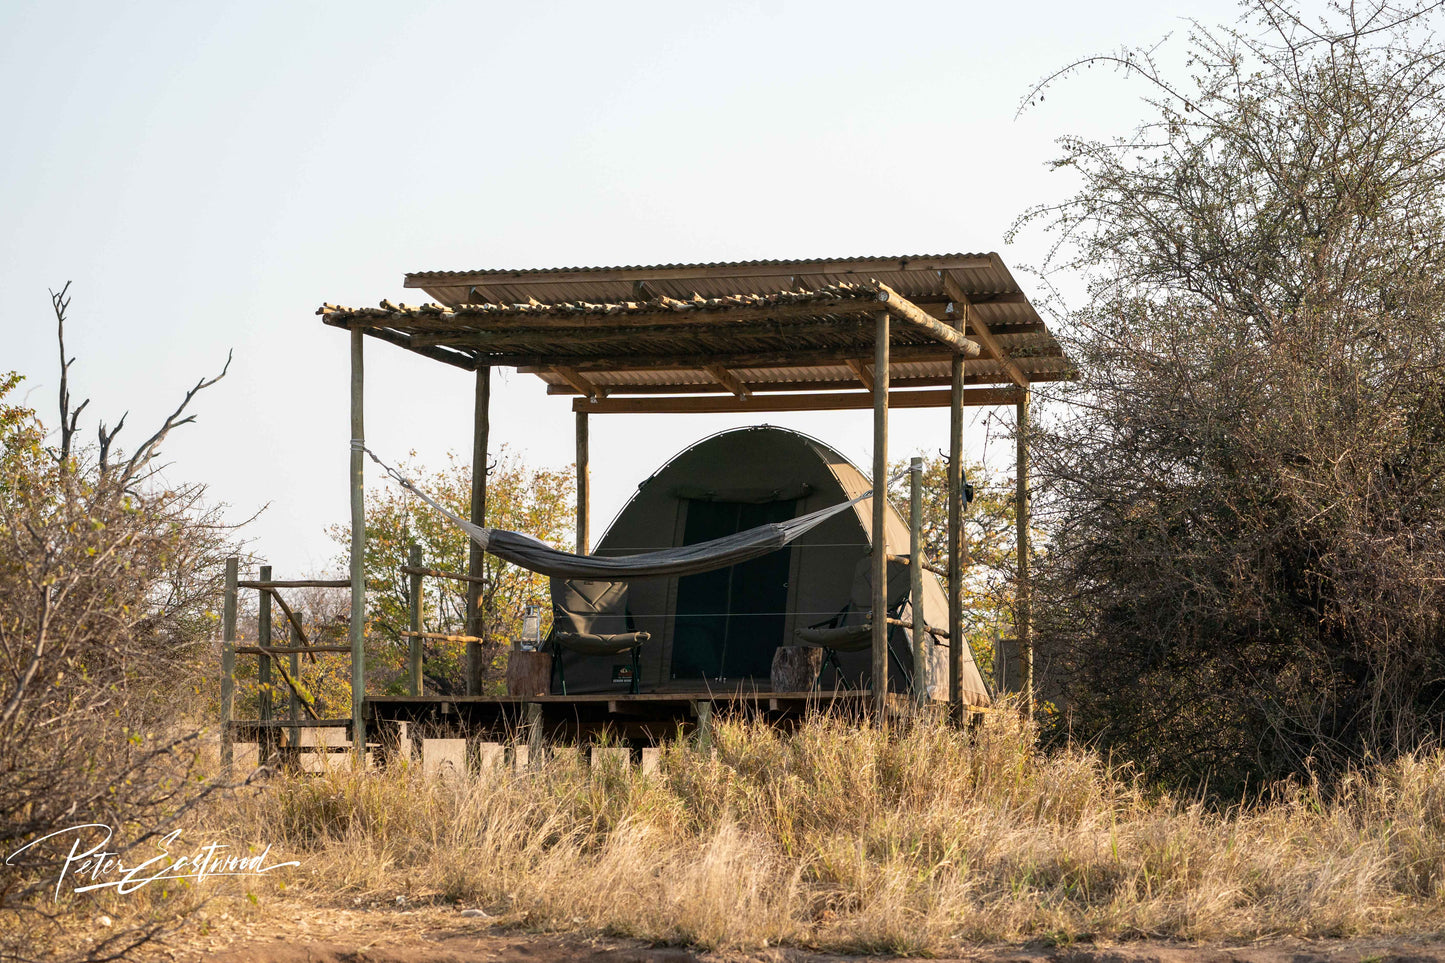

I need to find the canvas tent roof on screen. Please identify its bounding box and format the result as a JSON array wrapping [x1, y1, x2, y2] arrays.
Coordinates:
[[553, 426, 992, 707]]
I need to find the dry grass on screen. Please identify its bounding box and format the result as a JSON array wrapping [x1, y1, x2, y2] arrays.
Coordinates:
[[201, 711, 1445, 956]]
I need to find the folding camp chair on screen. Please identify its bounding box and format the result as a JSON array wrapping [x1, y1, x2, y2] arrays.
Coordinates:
[[548, 577, 651, 694], [793, 556, 916, 692]]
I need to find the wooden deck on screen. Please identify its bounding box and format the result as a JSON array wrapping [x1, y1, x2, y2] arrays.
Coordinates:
[[366, 688, 900, 745], [229, 688, 969, 761]]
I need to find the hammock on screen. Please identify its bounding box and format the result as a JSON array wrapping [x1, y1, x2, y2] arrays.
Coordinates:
[[359, 445, 900, 581]]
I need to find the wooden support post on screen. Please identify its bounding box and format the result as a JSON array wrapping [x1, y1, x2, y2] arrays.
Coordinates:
[[408, 544, 423, 696], [349, 326, 367, 767], [257, 564, 273, 725], [694, 700, 713, 751], [575, 410, 589, 555], [526, 701, 544, 770], [220, 556, 237, 772], [466, 367, 491, 695], [1016, 387, 1033, 721], [948, 307, 968, 721], [909, 457, 926, 709], [288, 611, 302, 749], [871, 310, 890, 719]]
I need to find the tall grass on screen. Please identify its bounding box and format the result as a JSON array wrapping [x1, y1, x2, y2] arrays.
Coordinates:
[[210, 712, 1445, 954]]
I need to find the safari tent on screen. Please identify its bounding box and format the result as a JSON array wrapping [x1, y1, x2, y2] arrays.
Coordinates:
[[553, 425, 993, 706], [270, 254, 1078, 762]]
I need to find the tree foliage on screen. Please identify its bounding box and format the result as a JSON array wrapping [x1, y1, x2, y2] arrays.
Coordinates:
[[1018, 1, 1445, 790], [2, 287, 235, 960], [331, 448, 573, 695]]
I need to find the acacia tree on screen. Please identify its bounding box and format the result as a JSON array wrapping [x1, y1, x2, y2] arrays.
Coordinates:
[[331, 447, 573, 695], [1017, 1, 1445, 789]]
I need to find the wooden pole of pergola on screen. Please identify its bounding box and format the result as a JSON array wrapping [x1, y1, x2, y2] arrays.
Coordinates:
[[1016, 387, 1033, 720], [466, 367, 490, 695], [348, 327, 367, 766], [871, 310, 890, 719], [948, 308, 968, 719], [576, 411, 590, 555]]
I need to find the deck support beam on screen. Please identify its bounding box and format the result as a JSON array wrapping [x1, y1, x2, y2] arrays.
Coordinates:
[[576, 411, 590, 554], [948, 308, 968, 719], [872, 310, 890, 719], [349, 327, 367, 766], [1016, 388, 1033, 720], [466, 367, 491, 695]]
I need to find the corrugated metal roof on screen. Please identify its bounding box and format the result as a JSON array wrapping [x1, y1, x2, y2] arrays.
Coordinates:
[[319, 253, 1074, 397], [404, 253, 993, 283]]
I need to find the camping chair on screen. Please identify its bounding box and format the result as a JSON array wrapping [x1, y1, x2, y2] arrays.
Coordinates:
[[548, 577, 651, 694], [793, 556, 916, 692]]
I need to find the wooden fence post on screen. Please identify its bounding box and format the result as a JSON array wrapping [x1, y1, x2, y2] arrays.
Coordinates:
[[526, 701, 544, 770], [220, 556, 238, 772], [408, 544, 423, 696], [257, 565, 272, 728], [288, 611, 303, 749], [694, 700, 713, 752]]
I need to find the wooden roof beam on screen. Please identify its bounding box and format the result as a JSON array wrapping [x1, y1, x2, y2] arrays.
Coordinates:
[[941, 272, 1029, 388], [509, 343, 964, 372], [542, 368, 1079, 396], [705, 365, 751, 399], [343, 324, 477, 370], [408, 316, 876, 348], [845, 359, 875, 391], [873, 282, 981, 358], [353, 297, 924, 336], [573, 387, 1021, 415], [551, 366, 604, 401]]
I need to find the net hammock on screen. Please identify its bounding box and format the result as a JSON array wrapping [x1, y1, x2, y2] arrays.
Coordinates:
[[358, 445, 902, 581]]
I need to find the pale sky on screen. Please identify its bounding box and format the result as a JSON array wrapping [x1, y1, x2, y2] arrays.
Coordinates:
[[0, 0, 1240, 573]]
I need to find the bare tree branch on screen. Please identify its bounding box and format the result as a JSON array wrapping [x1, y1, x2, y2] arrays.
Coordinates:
[[120, 350, 232, 482]]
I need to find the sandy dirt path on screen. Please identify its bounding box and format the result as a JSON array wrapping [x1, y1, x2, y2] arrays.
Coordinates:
[[167, 904, 1445, 963]]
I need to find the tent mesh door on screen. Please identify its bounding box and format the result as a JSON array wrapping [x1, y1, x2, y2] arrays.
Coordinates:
[[671, 499, 796, 681]]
